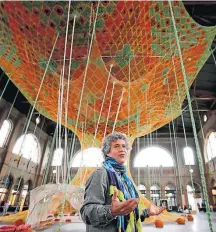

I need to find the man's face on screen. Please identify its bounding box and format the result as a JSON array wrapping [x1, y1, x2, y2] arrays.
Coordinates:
[[107, 139, 127, 164]]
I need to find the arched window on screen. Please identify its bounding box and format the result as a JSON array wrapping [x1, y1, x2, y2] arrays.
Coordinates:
[[0, 119, 13, 147], [138, 184, 146, 197], [183, 147, 195, 165], [186, 182, 202, 210], [52, 148, 63, 166], [165, 184, 176, 207], [10, 177, 24, 206], [203, 114, 207, 122], [12, 133, 40, 163], [41, 144, 50, 174], [206, 132, 216, 161], [22, 180, 32, 207], [71, 147, 104, 168], [150, 184, 161, 206], [0, 175, 13, 201], [134, 146, 174, 167]]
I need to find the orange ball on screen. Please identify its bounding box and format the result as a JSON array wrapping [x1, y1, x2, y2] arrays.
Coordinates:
[[187, 215, 194, 221], [14, 219, 25, 227], [176, 218, 185, 224], [154, 219, 164, 228]]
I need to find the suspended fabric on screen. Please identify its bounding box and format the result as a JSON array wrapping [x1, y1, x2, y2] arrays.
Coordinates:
[[0, 1, 215, 146], [0, 1, 214, 228], [27, 184, 84, 229]]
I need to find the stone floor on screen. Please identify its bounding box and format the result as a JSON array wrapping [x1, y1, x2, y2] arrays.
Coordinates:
[[41, 212, 216, 232]]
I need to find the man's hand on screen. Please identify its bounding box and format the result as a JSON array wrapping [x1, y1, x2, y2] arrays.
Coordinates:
[[110, 188, 139, 216], [148, 204, 166, 216]]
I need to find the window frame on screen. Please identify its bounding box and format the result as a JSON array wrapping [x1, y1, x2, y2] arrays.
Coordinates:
[[12, 133, 41, 163], [206, 131, 216, 162], [134, 146, 174, 167], [51, 147, 64, 166], [183, 146, 195, 166], [71, 147, 104, 168], [0, 119, 13, 148]]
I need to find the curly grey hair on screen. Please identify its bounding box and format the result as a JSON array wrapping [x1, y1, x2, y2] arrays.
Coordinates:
[[101, 132, 131, 157]]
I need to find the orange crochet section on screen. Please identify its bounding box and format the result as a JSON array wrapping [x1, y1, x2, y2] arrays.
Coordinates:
[[0, 1, 215, 147]]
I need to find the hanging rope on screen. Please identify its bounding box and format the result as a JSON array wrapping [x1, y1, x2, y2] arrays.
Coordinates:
[[56, 70, 63, 183], [64, 15, 77, 183], [168, 1, 214, 230], [0, 79, 10, 101], [60, 73, 65, 182], [168, 40, 189, 203], [211, 49, 216, 65], [103, 81, 115, 139], [13, 115, 45, 213], [74, 1, 100, 133], [0, 71, 4, 83], [60, 1, 75, 184], [80, 123, 85, 186], [128, 57, 131, 137], [59, 4, 101, 230], [112, 87, 125, 133], [7, 33, 59, 213], [169, 38, 196, 197], [137, 137, 140, 187], [167, 80, 184, 206], [135, 106, 140, 187], [77, 98, 90, 187], [16, 33, 60, 171], [6, 90, 19, 120], [67, 2, 100, 184], [1, 105, 33, 203], [171, 36, 195, 202], [92, 65, 112, 146], [144, 91, 151, 197], [42, 127, 57, 185]]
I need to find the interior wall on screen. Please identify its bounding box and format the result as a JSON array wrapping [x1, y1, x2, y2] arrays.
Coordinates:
[[130, 135, 202, 206]]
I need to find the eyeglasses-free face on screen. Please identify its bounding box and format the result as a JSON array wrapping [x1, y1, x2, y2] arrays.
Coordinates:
[[107, 139, 128, 164]]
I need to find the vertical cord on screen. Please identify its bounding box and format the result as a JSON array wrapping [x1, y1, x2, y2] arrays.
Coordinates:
[[112, 88, 125, 133], [168, 1, 213, 230], [4, 34, 59, 210], [92, 65, 112, 146], [67, 1, 100, 184], [167, 80, 184, 206], [6, 90, 19, 120], [103, 82, 115, 139], [170, 42, 195, 198], [145, 91, 151, 199], [168, 121, 180, 206], [64, 15, 77, 183], [0, 79, 10, 101], [128, 56, 131, 137]]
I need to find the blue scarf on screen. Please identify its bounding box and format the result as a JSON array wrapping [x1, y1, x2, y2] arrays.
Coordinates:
[[103, 157, 141, 232]]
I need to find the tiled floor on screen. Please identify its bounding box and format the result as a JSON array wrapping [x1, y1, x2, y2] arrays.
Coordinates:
[[41, 212, 216, 232]]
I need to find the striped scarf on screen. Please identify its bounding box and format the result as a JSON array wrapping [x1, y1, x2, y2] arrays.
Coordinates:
[[103, 157, 142, 232]]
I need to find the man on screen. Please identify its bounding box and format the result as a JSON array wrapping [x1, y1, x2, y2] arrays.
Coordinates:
[[80, 132, 165, 232]]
